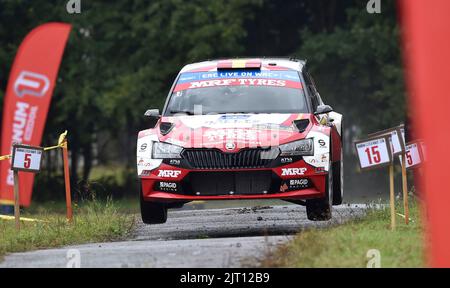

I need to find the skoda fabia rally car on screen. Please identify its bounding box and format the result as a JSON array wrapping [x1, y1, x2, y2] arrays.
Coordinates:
[[137, 58, 343, 224]]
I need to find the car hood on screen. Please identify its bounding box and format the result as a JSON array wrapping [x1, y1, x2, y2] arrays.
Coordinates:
[[155, 113, 313, 151]]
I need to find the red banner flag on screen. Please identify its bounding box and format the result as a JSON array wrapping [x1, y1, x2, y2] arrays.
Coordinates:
[[400, 0, 450, 267], [0, 23, 71, 207]]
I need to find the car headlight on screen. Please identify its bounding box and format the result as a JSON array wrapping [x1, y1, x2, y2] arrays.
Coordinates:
[[279, 139, 314, 156], [152, 142, 183, 159]]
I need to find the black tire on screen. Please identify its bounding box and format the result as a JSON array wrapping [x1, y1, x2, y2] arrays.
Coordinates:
[[167, 202, 186, 209], [139, 185, 167, 224], [306, 154, 333, 221], [333, 120, 344, 205], [332, 150, 343, 205]]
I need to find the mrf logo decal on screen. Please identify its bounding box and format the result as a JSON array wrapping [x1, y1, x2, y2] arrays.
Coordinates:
[[281, 168, 307, 176], [14, 71, 50, 98], [158, 170, 182, 178]]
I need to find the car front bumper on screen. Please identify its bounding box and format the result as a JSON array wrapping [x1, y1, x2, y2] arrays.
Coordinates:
[[140, 160, 327, 203]]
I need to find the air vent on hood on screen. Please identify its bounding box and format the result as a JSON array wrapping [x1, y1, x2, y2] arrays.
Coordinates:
[[159, 122, 174, 135], [293, 119, 310, 133]]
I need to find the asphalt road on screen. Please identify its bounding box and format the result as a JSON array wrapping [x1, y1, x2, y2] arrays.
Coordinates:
[[0, 204, 366, 268]]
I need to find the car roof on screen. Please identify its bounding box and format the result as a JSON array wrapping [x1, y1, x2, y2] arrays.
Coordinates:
[[180, 57, 306, 73]]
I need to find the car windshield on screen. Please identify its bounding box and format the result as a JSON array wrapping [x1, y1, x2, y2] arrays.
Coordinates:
[[164, 70, 308, 115]]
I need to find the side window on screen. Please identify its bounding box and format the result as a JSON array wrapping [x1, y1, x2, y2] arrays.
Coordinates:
[[308, 72, 323, 104], [303, 70, 319, 111]]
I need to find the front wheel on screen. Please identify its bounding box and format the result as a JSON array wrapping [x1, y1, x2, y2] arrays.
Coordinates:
[[140, 185, 167, 224], [332, 149, 344, 205], [306, 159, 333, 221]]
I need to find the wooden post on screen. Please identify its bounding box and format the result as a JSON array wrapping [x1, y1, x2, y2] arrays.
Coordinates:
[[62, 141, 73, 222], [389, 163, 396, 230], [401, 154, 409, 224], [13, 170, 20, 230]]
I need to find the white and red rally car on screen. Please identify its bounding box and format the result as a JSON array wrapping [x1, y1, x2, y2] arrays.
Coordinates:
[[137, 58, 343, 224]]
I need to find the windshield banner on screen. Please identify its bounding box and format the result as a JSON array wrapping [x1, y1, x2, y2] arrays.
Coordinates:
[[174, 70, 302, 92]]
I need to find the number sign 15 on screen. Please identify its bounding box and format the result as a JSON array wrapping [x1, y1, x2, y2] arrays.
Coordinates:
[[355, 136, 393, 170]]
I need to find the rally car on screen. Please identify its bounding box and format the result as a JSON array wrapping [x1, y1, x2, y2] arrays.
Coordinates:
[[137, 58, 344, 224]]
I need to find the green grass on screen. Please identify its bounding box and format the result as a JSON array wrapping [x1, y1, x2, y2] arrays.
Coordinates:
[[0, 199, 134, 259], [260, 199, 425, 268], [27, 197, 140, 214]]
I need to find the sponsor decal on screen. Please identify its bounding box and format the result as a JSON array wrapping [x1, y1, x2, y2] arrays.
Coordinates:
[[204, 129, 258, 142], [290, 179, 308, 186], [139, 143, 148, 152], [137, 158, 160, 169], [280, 178, 309, 192], [202, 115, 253, 128], [303, 131, 330, 171], [160, 182, 177, 189], [281, 167, 307, 176], [169, 159, 181, 166], [280, 183, 289, 192], [218, 115, 251, 122], [179, 113, 292, 130], [156, 181, 178, 192], [158, 170, 182, 178], [315, 167, 326, 173], [174, 70, 303, 92], [140, 170, 151, 176], [178, 70, 301, 82], [225, 142, 236, 150], [137, 158, 150, 167], [187, 78, 288, 89], [253, 123, 293, 131], [280, 157, 293, 164], [14, 71, 50, 98], [11, 102, 37, 144]]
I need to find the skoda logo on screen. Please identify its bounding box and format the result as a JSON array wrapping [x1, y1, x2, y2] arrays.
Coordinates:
[[225, 142, 236, 151]]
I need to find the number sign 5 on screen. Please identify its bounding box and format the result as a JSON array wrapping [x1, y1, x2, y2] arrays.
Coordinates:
[[11, 144, 44, 173], [403, 142, 423, 169]]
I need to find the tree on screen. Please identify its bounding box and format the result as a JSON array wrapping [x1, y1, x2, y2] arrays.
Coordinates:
[[295, 2, 405, 133]]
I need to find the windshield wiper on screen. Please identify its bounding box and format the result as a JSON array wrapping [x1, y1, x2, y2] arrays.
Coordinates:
[[169, 109, 195, 115]]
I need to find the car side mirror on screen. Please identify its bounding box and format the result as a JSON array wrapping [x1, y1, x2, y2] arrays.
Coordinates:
[[144, 109, 160, 118], [314, 105, 333, 115], [144, 109, 160, 128]]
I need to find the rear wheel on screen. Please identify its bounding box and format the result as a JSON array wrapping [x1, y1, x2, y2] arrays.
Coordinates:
[[306, 158, 333, 221], [140, 184, 167, 224]]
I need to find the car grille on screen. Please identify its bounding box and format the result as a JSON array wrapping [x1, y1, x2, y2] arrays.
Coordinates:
[[181, 148, 278, 169], [184, 171, 276, 195]]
